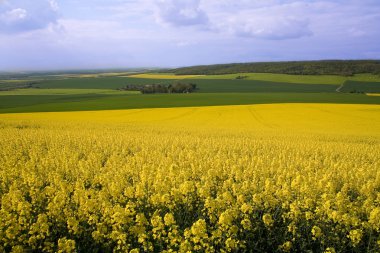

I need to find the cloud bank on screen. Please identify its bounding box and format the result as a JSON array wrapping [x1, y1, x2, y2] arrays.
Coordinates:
[[0, 0, 379, 70]]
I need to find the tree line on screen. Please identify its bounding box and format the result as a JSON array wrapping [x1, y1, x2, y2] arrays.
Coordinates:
[[167, 60, 380, 76], [119, 82, 197, 94], [0, 81, 40, 91]]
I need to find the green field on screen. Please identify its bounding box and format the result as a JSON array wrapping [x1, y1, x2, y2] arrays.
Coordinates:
[[0, 93, 379, 114], [341, 81, 380, 93], [35, 77, 152, 89], [0, 72, 379, 114], [188, 79, 336, 92]]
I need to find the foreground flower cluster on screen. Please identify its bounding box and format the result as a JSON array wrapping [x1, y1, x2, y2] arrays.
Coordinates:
[[0, 104, 379, 252]]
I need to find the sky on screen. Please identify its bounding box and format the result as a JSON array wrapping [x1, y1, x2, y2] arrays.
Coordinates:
[[0, 0, 379, 71]]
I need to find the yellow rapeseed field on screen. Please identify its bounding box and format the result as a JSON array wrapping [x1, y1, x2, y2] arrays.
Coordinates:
[[0, 104, 379, 252]]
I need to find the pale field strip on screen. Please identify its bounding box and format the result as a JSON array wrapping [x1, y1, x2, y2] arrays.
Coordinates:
[[0, 89, 140, 95], [126, 73, 204, 79]]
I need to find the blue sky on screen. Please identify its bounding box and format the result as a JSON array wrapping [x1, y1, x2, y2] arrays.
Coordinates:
[[0, 0, 379, 71]]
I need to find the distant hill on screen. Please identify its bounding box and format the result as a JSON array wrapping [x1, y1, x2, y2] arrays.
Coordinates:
[[169, 60, 380, 76]]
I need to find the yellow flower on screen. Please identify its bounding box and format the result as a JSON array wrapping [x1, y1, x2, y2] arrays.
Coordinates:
[[241, 218, 251, 230], [279, 241, 292, 252], [348, 229, 363, 247], [305, 211, 314, 221], [191, 219, 208, 239], [240, 203, 253, 214], [58, 237, 76, 253], [311, 226, 322, 240], [11, 246, 25, 253], [225, 238, 237, 250], [219, 210, 235, 227], [262, 213, 274, 227], [369, 207, 380, 231], [324, 247, 336, 253], [164, 213, 176, 226], [151, 214, 164, 229]]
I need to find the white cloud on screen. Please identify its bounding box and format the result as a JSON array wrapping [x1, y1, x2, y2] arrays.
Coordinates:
[[0, 0, 59, 33], [1, 8, 27, 22], [48, 0, 59, 11], [204, 1, 313, 40], [155, 0, 209, 27], [220, 15, 312, 40]]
